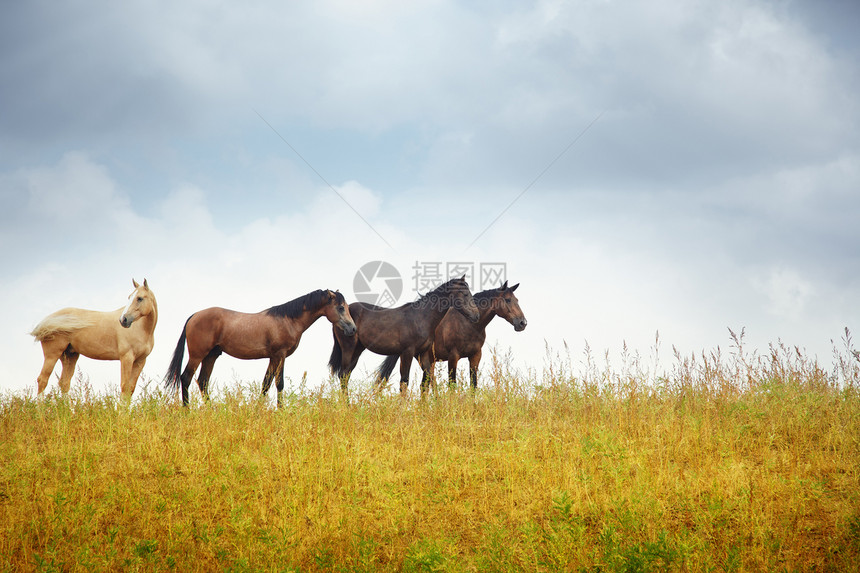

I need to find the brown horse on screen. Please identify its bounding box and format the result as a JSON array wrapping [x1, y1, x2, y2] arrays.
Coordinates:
[[377, 281, 526, 389], [30, 279, 158, 397], [329, 276, 479, 395], [164, 289, 356, 406]]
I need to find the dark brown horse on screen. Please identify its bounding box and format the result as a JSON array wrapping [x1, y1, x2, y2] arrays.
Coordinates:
[[165, 289, 356, 406], [329, 276, 479, 395], [377, 281, 526, 389]]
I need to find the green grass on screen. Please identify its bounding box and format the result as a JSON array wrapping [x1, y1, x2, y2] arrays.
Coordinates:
[[2, 333, 859, 571]]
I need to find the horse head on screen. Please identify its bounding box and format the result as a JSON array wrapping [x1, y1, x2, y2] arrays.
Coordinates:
[[325, 290, 357, 336], [493, 281, 527, 331], [120, 279, 156, 328]]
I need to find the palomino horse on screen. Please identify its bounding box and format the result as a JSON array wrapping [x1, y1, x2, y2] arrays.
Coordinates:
[[329, 276, 480, 395], [30, 279, 158, 397], [377, 281, 526, 389], [164, 289, 356, 406]]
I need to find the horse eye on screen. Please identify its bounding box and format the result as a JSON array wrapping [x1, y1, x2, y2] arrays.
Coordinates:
[[505, 298, 512, 304], [137, 297, 144, 302]]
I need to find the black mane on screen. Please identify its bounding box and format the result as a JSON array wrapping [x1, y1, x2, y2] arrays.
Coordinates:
[[413, 277, 469, 308], [473, 288, 498, 302], [423, 276, 468, 297], [471, 286, 502, 311], [266, 289, 342, 318]]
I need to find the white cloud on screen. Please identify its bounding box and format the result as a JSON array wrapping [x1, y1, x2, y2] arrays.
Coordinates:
[[752, 266, 815, 320], [324, 180, 383, 219], [10, 151, 142, 246], [24, 152, 118, 217]]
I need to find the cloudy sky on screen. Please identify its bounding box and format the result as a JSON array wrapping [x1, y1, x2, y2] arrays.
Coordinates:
[[2, 0, 858, 398]]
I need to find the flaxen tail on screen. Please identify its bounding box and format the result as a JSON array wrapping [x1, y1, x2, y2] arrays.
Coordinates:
[[164, 316, 192, 391], [30, 311, 94, 341]]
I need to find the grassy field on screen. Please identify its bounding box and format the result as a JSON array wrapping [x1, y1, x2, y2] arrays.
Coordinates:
[[2, 333, 859, 572]]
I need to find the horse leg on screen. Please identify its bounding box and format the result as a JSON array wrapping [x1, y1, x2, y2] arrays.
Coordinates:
[[469, 350, 482, 389], [447, 352, 461, 388], [260, 358, 279, 398], [179, 357, 203, 407], [119, 352, 135, 399], [398, 352, 413, 396], [418, 352, 436, 396], [36, 339, 67, 394], [36, 356, 57, 394], [274, 358, 285, 408], [123, 356, 147, 397], [58, 348, 80, 394], [340, 342, 365, 394], [197, 347, 221, 400], [118, 353, 145, 398]]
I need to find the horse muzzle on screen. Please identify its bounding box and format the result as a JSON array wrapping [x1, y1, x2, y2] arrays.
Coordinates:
[[340, 321, 357, 336], [119, 315, 135, 328], [514, 318, 527, 332]]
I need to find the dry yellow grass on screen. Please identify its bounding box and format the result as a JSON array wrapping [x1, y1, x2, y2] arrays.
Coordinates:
[[1, 334, 859, 572]]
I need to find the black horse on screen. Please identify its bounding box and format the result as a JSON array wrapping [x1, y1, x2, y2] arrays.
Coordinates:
[[329, 276, 479, 395], [377, 281, 526, 389]]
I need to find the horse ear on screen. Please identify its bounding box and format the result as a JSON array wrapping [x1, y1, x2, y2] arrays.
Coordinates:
[[133, 279, 140, 288], [510, 283, 519, 292], [501, 280, 508, 290], [461, 274, 467, 281], [143, 278, 149, 290]]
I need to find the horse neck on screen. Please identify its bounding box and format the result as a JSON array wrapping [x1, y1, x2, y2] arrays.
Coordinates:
[[476, 304, 497, 330], [469, 293, 497, 329], [290, 306, 326, 333], [140, 300, 158, 334]]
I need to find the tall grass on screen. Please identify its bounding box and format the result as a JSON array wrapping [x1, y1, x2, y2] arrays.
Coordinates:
[[1, 332, 859, 572]]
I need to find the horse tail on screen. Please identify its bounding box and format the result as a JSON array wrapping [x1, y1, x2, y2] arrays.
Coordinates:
[[30, 311, 94, 341], [376, 355, 399, 382], [164, 315, 192, 391], [328, 331, 344, 377]]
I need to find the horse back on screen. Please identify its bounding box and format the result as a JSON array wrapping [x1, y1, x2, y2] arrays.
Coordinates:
[[187, 307, 289, 360], [348, 302, 434, 354], [33, 307, 137, 360]]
